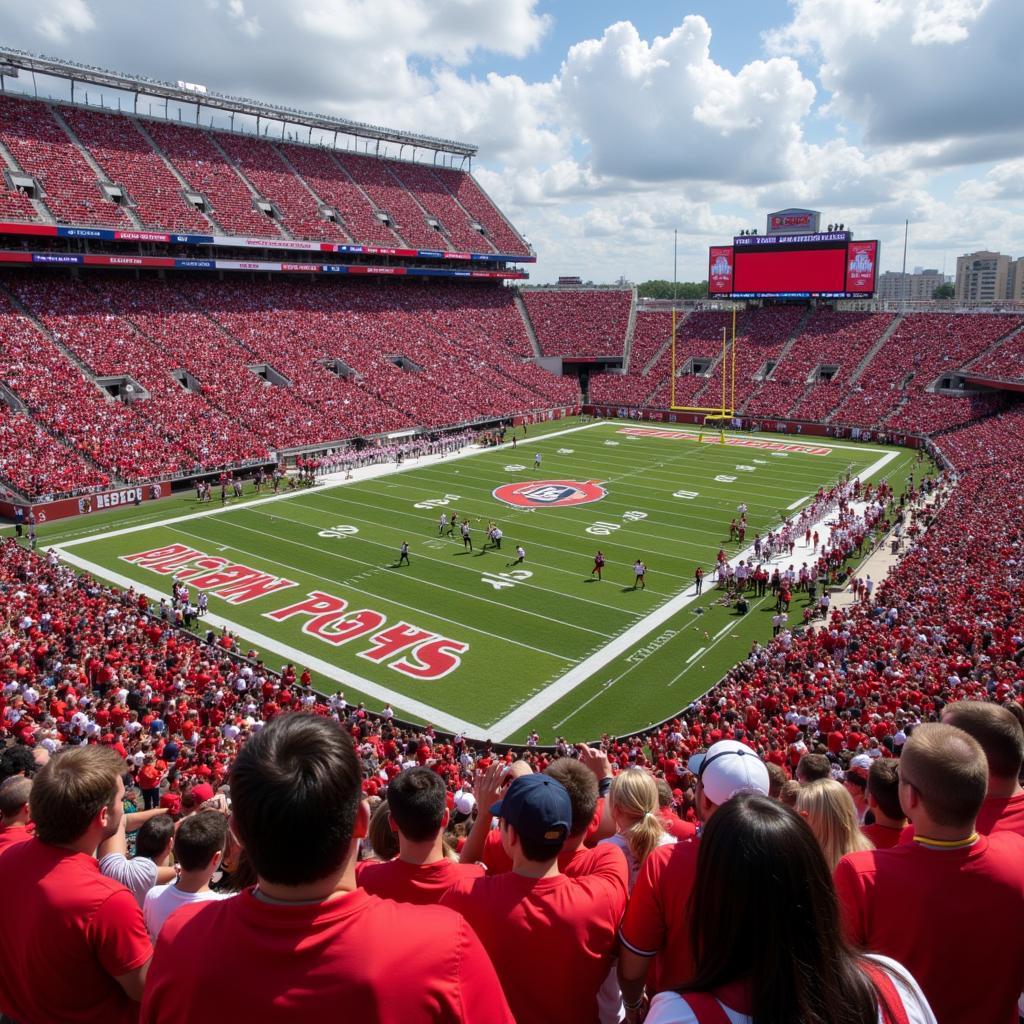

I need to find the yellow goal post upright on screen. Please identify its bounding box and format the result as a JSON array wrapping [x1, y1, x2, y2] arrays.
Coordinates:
[[670, 305, 738, 443]]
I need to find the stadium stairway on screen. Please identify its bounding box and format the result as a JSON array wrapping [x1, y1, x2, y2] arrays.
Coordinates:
[[513, 289, 544, 358], [272, 144, 356, 244], [0, 137, 55, 224], [823, 313, 905, 421], [959, 319, 1024, 375], [621, 287, 639, 372], [206, 132, 294, 240], [133, 118, 224, 234], [48, 105, 146, 231], [738, 305, 815, 415]]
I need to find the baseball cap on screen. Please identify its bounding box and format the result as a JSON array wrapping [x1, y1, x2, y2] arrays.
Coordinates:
[[490, 773, 571, 849], [190, 783, 215, 804], [845, 753, 872, 782], [453, 790, 476, 816], [687, 740, 770, 807]]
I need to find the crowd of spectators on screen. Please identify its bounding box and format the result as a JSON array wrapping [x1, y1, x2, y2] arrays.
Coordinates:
[[1, 395, 1024, 1019], [523, 288, 634, 358]]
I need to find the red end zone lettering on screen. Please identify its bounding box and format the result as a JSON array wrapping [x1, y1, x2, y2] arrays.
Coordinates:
[[121, 545, 203, 574], [265, 592, 469, 679], [615, 427, 830, 456]]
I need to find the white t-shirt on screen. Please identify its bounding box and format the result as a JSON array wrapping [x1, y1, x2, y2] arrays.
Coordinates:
[[645, 955, 936, 1024], [143, 882, 233, 940]]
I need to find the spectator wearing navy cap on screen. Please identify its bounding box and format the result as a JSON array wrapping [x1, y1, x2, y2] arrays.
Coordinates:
[[442, 773, 628, 1024]]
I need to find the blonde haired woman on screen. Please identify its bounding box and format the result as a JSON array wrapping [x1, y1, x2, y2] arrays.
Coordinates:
[[796, 777, 873, 871], [599, 769, 677, 1022]]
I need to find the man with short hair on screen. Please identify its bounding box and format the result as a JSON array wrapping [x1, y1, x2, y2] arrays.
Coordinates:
[[842, 753, 872, 822], [795, 752, 831, 784], [357, 767, 483, 904], [941, 700, 1024, 837], [441, 774, 628, 1024], [835, 723, 1024, 1024], [617, 740, 770, 1015], [141, 713, 511, 1023], [0, 746, 152, 1023], [144, 810, 231, 940], [861, 758, 905, 849], [99, 810, 177, 907], [0, 775, 33, 853]]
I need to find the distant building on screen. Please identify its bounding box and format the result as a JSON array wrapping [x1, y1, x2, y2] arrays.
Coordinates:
[[955, 251, 1011, 302], [876, 268, 945, 301], [1007, 258, 1024, 301]]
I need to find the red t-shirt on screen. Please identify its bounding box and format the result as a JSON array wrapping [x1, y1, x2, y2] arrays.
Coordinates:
[[860, 822, 904, 850], [0, 821, 34, 854], [658, 809, 698, 842], [618, 838, 699, 992], [479, 827, 617, 877], [0, 840, 151, 1024], [976, 791, 1024, 839], [356, 857, 484, 905], [441, 845, 628, 1024], [141, 887, 511, 1024], [834, 833, 1024, 1024]]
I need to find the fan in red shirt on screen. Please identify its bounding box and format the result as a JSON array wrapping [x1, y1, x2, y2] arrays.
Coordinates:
[[860, 758, 906, 851], [835, 723, 1024, 1024], [441, 772, 628, 1024], [357, 766, 483, 904], [618, 740, 770, 1016], [941, 700, 1024, 839], [0, 746, 152, 1024], [141, 713, 510, 1024], [0, 775, 34, 853]]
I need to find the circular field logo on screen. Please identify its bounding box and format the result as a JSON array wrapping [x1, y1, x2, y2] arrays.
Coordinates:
[[492, 479, 607, 509]]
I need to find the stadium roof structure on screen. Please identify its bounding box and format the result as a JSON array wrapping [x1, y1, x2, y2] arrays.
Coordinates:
[[0, 47, 478, 163]]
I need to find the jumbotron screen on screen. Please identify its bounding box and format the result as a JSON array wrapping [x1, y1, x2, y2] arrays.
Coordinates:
[[708, 235, 879, 298]]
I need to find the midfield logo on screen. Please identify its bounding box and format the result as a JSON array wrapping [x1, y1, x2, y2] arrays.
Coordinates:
[[492, 479, 607, 509]]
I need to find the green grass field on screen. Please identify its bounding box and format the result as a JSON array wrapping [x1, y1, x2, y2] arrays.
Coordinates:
[[29, 417, 920, 743]]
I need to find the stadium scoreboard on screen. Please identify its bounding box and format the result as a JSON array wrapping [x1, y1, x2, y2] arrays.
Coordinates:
[[708, 232, 879, 299]]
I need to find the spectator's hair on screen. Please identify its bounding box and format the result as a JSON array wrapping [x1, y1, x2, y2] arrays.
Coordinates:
[[501, 818, 562, 864], [29, 746, 125, 845], [900, 723, 988, 829], [367, 800, 399, 861], [765, 762, 787, 799], [386, 767, 447, 842], [867, 759, 904, 822], [655, 777, 675, 810], [0, 776, 31, 818], [136, 814, 175, 859], [230, 713, 362, 886], [780, 780, 801, 807], [173, 810, 228, 872], [942, 701, 1024, 780], [796, 753, 831, 784], [795, 779, 873, 871], [0, 746, 38, 783], [609, 769, 665, 866], [544, 759, 598, 837], [686, 793, 891, 1024]]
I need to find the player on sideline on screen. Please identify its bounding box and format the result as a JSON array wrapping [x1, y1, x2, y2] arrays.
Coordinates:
[[592, 550, 606, 580], [461, 520, 473, 552], [632, 559, 647, 590], [694, 566, 704, 594], [438, 511, 448, 536], [508, 544, 526, 567], [397, 541, 410, 567], [534, 451, 542, 469]]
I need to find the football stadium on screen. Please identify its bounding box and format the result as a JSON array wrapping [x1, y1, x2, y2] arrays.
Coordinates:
[[1, 9, 1023, 1024]]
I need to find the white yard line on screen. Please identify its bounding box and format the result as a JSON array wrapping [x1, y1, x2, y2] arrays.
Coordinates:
[[787, 494, 812, 510], [486, 448, 899, 739], [52, 549, 480, 736]]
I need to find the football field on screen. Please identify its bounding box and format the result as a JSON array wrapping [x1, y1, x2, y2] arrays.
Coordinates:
[[43, 418, 918, 742]]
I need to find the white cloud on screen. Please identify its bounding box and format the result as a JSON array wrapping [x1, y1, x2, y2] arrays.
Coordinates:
[[558, 17, 816, 185], [766, 0, 1024, 154], [30, 0, 96, 43]]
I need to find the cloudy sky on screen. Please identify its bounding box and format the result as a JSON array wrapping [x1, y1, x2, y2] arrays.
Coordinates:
[[2, 0, 1022, 284]]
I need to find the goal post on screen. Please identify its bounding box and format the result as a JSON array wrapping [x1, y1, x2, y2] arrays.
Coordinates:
[[670, 306, 738, 439]]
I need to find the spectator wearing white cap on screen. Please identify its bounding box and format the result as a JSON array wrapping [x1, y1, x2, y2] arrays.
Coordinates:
[[844, 753, 873, 823], [617, 740, 770, 1021]]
